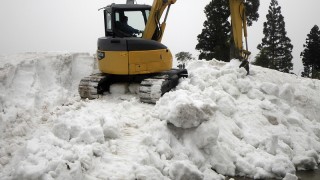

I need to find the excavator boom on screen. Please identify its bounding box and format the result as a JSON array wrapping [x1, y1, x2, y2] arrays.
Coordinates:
[[142, 0, 176, 42], [141, 0, 250, 64], [229, 0, 251, 72]]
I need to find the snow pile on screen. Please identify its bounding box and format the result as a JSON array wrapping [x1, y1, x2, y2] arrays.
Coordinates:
[[0, 53, 95, 179], [156, 60, 320, 178], [1, 53, 320, 180], [0, 52, 94, 119]]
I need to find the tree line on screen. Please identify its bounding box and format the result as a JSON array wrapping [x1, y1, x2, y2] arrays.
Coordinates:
[[176, 0, 320, 79]]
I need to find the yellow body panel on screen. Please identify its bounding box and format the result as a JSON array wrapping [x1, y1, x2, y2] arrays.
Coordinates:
[[98, 49, 172, 75], [129, 49, 172, 74], [98, 51, 129, 75]]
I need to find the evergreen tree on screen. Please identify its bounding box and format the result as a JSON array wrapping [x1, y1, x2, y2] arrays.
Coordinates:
[[300, 25, 320, 79], [196, 0, 230, 61], [252, 48, 269, 67], [196, 0, 260, 62], [255, 0, 293, 73], [175, 51, 195, 62], [244, 0, 260, 26]]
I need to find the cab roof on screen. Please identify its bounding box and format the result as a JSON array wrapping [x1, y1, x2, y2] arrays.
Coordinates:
[[105, 4, 151, 11]]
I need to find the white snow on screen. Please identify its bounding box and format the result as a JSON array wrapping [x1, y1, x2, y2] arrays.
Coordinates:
[[1, 52, 320, 180]]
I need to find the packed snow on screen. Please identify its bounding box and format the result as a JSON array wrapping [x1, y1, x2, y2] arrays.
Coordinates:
[[0, 52, 320, 180]]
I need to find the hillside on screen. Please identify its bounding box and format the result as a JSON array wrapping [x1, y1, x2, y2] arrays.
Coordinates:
[[0, 53, 320, 180]]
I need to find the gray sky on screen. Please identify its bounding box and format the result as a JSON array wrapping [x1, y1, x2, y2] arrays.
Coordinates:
[[1, 0, 319, 74]]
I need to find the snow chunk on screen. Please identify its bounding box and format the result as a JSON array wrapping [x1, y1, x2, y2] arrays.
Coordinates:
[[193, 121, 219, 150], [156, 140, 173, 160], [203, 168, 225, 180], [247, 89, 265, 100], [26, 139, 40, 154], [283, 173, 298, 180], [260, 82, 279, 96], [110, 83, 128, 94], [13, 158, 48, 180], [103, 124, 120, 139], [221, 81, 241, 98], [236, 79, 252, 94], [135, 166, 164, 180], [168, 160, 204, 180], [75, 126, 105, 144], [279, 83, 295, 102], [155, 90, 217, 128], [210, 145, 237, 176], [217, 95, 237, 116], [52, 123, 70, 141], [293, 154, 318, 170], [270, 157, 296, 177], [183, 121, 220, 155]]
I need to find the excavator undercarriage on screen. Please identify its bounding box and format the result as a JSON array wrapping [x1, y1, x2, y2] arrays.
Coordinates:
[[79, 69, 188, 104]]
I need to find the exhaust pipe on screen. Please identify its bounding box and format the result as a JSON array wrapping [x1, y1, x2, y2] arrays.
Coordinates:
[[126, 0, 135, 4]]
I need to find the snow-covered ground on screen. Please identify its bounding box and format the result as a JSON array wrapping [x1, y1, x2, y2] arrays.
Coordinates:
[[0, 52, 320, 180]]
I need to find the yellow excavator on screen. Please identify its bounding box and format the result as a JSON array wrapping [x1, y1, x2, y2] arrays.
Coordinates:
[[79, 0, 250, 103]]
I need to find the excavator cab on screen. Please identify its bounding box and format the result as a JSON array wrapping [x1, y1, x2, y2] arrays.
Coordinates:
[[103, 4, 150, 38], [97, 3, 173, 76]]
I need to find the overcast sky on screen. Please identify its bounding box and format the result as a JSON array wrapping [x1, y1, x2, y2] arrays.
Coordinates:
[[1, 0, 320, 74]]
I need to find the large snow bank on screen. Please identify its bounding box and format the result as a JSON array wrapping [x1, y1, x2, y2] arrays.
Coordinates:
[[0, 53, 95, 178], [1, 53, 320, 180]]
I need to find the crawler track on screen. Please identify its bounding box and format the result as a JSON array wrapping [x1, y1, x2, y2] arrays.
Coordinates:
[[78, 73, 105, 100], [139, 76, 168, 104], [78, 69, 187, 104]]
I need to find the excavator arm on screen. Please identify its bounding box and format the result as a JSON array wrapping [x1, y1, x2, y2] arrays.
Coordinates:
[[142, 0, 250, 70], [229, 0, 251, 73], [142, 0, 176, 42]]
